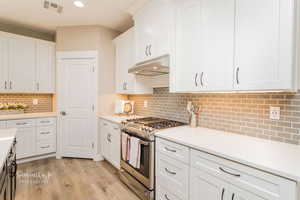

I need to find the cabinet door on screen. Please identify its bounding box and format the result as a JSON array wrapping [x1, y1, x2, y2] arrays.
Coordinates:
[[16, 127, 36, 159], [134, 0, 174, 63], [115, 29, 135, 94], [110, 124, 120, 169], [0, 121, 6, 129], [0, 35, 9, 92], [134, 5, 152, 63], [9, 37, 36, 93], [228, 185, 266, 200], [234, 0, 295, 91], [199, 0, 234, 91], [174, 0, 203, 92], [100, 121, 110, 161], [190, 167, 230, 200], [36, 40, 55, 93]]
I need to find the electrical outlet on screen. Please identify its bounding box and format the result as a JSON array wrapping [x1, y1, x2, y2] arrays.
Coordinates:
[[33, 99, 39, 105], [144, 100, 148, 108], [270, 106, 280, 120]]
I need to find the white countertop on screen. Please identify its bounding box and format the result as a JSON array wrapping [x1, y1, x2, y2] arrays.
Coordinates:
[[98, 115, 144, 124], [0, 112, 57, 121], [0, 129, 17, 169], [155, 126, 300, 182]]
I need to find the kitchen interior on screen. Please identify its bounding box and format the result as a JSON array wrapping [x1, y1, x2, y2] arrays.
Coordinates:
[[1, 0, 300, 200]]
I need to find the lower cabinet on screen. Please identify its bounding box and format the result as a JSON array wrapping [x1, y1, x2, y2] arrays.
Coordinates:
[[0, 117, 57, 160], [99, 119, 120, 169], [156, 138, 297, 200]]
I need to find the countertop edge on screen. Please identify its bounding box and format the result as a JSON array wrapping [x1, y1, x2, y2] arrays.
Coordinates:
[[0, 112, 57, 121], [155, 134, 300, 183]]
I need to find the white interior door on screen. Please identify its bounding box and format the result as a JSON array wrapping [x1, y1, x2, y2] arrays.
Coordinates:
[[58, 55, 97, 159]]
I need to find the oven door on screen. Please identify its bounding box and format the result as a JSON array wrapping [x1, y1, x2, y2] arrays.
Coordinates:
[[120, 132, 154, 190]]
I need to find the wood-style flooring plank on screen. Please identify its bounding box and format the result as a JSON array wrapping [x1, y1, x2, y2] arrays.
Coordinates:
[[16, 158, 140, 200]]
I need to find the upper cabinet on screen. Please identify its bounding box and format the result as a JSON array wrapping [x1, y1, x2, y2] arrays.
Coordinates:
[[0, 32, 56, 94], [172, 0, 297, 92], [133, 0, 175, 63], [233, 0, 295, 91], [36, 40, 55, 93], [9, 35, 36, 93], [174, 0, 235, 92], [114, 28, 153, 94]]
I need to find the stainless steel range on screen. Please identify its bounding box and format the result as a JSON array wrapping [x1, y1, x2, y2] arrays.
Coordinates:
[[119, 117, 185, 200]]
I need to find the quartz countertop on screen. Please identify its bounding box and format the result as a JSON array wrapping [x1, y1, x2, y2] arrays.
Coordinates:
[[0, 129, 17, 169], [98, 115, 144, 124], [155, 126, 300, 182], [0, 112, 57, 121]]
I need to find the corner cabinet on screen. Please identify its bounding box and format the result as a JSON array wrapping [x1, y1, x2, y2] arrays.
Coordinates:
[[114, 28, 153, 94], [172, 0, 297, 92], [0, 31, 55, 94], [133, 0, 175, 63], [156, 138, 297, 200]]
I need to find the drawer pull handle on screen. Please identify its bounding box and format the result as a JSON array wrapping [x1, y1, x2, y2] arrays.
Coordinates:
[[113, 127, 119, 130], [164, 147, 176, 153], [40, 132, 51, 135], [165, 168, 176, 175], [40, 121, 50, 123], [164, 194, 170, 200], [41, 145, 50, 149], [232, 193, 235, 200], [16, 122, 27, 125], [219, 167, 241, 177], [221, 188, 225, 200]]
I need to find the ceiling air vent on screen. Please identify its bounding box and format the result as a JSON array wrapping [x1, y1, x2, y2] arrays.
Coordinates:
[[43, 0, 63, 14]]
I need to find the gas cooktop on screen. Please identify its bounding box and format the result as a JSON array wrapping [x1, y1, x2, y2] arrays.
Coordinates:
[[121, 117, 186, 140]]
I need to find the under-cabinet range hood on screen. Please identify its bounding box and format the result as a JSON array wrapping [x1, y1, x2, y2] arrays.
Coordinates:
[[128, 55, 169, 76]]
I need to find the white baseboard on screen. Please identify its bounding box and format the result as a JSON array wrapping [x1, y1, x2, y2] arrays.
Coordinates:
[[93, 154, 104, 162], [17, 153, 56, 164]]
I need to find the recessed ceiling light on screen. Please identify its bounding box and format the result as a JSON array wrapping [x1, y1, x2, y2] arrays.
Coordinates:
[[73, 0, 85, 8], [153, 66, 158, 70]]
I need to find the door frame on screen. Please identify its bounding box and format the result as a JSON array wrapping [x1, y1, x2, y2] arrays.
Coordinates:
[[56, 51, 99, 160]]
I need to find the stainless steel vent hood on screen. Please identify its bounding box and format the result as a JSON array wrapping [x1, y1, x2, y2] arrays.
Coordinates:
[[128, 55, 169, 76]]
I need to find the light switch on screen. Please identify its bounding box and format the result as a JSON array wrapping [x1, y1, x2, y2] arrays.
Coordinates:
[[270, 106, 280, 120], [144, 100, 148, 108], [33, 99, 39, 105]]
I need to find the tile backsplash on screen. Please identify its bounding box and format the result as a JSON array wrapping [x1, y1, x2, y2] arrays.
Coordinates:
[[0, 94, 53, 113], [129, 88, 300, 145]]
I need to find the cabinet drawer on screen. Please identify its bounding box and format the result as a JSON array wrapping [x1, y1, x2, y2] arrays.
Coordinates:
[[7, 119, 34, 128], [36, 118, 56, 126], [157, 185, 184, 200], [0, 121, 6, 129], [156, 153, 189, 200], [156, 138, 189, 164], [36, 141, 56, 155], [36, 126, 56, 141], [191, 149, 296, 200]]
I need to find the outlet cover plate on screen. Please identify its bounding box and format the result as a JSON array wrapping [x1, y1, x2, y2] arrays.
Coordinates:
[[270, 106, 280, 120]]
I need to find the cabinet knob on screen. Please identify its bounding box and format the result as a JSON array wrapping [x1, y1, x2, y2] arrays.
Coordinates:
[[60, 111, 67, 116]]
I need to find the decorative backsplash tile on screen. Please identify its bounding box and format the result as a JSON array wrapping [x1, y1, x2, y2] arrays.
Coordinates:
[[0, 94, 53, 113], [129, 88, 300, 145]]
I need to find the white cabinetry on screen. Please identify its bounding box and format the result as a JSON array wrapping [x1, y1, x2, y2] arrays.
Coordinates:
[[36, 41, 55, 93], [133, 0, 174, 63], [9, 36, 36, 93], [233, 0, 295, 91], [156, 138, 297, 200], [5, 117, 57, 160], [172, 0, 297, 92], [0, 121, 5, 129], [114, 28, 153, 94], [0, 31, 55, 94], [100, 119, 120, 169]]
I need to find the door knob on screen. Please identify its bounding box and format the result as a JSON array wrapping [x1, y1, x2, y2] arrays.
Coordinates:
[[60, 111, 66, 116]]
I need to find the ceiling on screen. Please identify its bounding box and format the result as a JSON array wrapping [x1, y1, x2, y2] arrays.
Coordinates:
[[0, 0, 147, 34]]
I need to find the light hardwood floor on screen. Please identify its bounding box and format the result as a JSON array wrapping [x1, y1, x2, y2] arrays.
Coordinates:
[[16, 158, 140, 200]]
